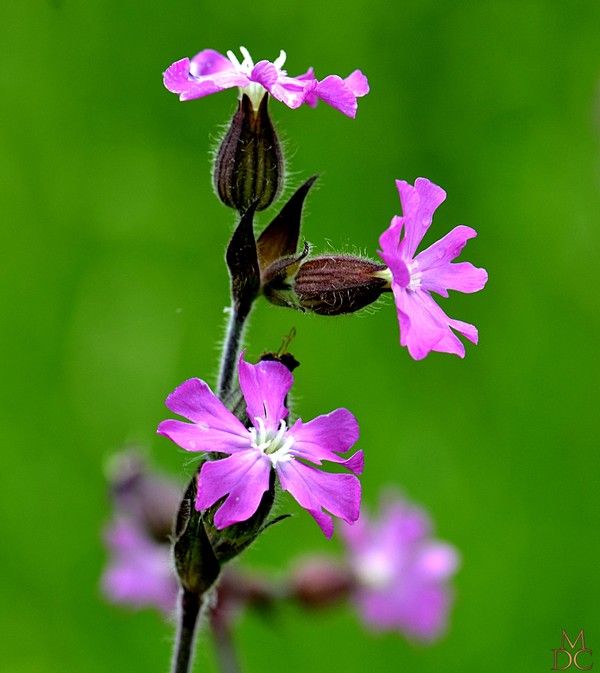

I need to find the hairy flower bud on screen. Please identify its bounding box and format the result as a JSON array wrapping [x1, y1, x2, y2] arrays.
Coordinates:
[[290, 255, 389, 315], [173, 473, 221, 596], [214, 93, 283, 213]]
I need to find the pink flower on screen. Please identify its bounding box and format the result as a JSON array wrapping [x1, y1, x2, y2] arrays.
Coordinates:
[[157, 356, 363, 538], [378, 178, 488, 359], [341, 496, 460, 642], [163, 46, 369, 118], [102, 518, 178, 615]]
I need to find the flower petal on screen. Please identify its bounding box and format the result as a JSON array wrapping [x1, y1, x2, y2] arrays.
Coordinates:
[[250, 61, 314, 109], [416, 225, 488, 296], [238, 356, 293, 430], [163, 59, 229, 101], [297, 67, 318, 106], [158, 378, 249, 453], [378, 216, 410, 286], [163, 51, 247, 102], [102, 519, 177, 614], [196, 451, 271, 528], [276, 460, 361, 538], [313, 75, 359, 118], [301, 70, 369, 117], [156, 419, 249, 454], [414, 542, 460, 581], [344, 69, 370, 97], [289, 409, 362, 473], [392, 287, 478, 359], [378, 500, 432, 546], [189, 49, 234, 76], [422, 261, 488, 297], [396, 178, 446, 259], [163, 58, 193, 94]]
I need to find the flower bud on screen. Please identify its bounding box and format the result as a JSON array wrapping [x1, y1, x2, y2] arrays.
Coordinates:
[[106, 450, 181, 543], [290, 557, 354, 608], [173, 473, 221, 596], [213, 93, 283, 213], [291, 255, 389, 315]]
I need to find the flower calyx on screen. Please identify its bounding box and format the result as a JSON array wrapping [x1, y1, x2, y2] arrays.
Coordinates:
[[214, 94, 283, 213]]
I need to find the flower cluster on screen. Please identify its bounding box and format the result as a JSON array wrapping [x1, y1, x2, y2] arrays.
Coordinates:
[[100, 40, 489, 669]]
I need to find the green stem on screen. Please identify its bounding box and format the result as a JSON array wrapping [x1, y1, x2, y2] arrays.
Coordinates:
[[217, 304, 251, 400], [171, 590, 202, 673]]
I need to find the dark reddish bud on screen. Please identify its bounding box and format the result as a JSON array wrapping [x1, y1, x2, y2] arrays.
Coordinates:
[[290, 557, 355, 608], [292, 255, 389, 315], [213, 94, 283, 213]]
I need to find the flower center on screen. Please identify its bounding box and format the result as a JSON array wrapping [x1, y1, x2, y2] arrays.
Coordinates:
[[374, 262, 422, 291], [226, 46, 255, 75], [355, 550, 395, 589], [249, 418, 294, 466], [406, 260, 423, 291], [226, 46, 288, 111]]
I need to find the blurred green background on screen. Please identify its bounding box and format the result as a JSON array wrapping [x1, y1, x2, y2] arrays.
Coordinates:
[[1, 0, 599, 671]]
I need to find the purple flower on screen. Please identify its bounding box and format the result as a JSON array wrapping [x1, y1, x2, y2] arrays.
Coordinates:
[[157, 356, 363, 538], [378, 178, 488, 359], [102, 518, 178, 615], [163, 46, 369, 118], [341, 496, 460, 642]]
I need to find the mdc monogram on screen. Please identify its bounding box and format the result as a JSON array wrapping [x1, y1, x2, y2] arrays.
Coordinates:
[[552, 630, 593, 670]]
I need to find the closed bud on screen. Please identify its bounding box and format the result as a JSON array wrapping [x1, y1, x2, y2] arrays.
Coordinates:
[[290, 557, 354, 608], [290, 255, 389, 315], [173, 473, 221, 596], [214, 94, 283, 213]]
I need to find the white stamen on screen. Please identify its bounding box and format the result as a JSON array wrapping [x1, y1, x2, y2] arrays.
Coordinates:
[[273, 49, 287, 70], [239, 46, 255, 70], [406, 261, 422, 290], [355, 551, 395, 589], [226, 49, 242, 69], [249, 418, 294, 466]]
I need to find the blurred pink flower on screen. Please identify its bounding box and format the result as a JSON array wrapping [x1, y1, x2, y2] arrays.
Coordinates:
[[102, 518, 177, 615], [341, 495, 460, 641], [378, 178, 488, 359], [163, 46, 368, 117], [158, 356, 363, 537]]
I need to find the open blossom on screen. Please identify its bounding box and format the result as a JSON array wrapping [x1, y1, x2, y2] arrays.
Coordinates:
[[163, 46, 369, 118], [341, 496, 460, 642], [378, 178, 488, 359], [102, 518, 178, 615], [157, 356, 363, 538]]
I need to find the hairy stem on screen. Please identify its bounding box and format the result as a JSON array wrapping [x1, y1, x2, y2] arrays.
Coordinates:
[[211, 616, 241, 673], [171, 589, 202, 673], [217, 304, 250, 400]]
